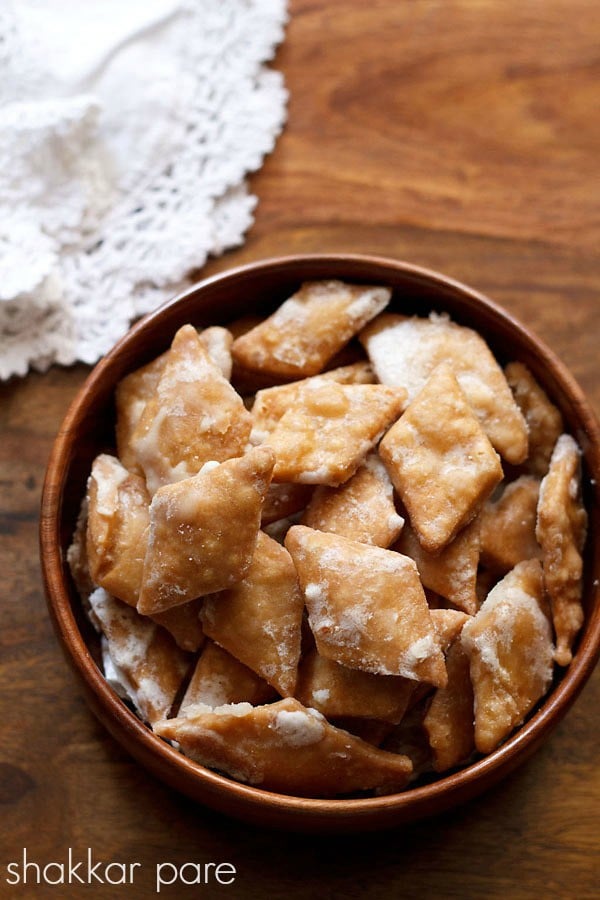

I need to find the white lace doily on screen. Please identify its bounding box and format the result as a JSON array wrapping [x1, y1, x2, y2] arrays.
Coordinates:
[[0, 0, 288, 379]]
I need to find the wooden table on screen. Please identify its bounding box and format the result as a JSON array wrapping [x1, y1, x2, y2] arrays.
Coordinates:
[[1, 2, 598, 897]]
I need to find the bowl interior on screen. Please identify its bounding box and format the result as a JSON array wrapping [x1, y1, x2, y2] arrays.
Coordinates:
[[41, 254, 600, 832]]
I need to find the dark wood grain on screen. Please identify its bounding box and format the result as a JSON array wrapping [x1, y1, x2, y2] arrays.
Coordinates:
[[1, 0, 599, 896]]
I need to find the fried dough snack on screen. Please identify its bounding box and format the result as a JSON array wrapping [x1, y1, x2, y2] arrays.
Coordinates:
[[154, 698, 413, 796], [423, 635, 475, 772], [261, 482, 313, 526], [200, 531, 304, 696], [296, 648, 415, 724], [461, 560, 554, 754], [138, 448, 274, 615], [128, 325, 252, 494], [115, 327, 235, 477], [231, 280, 390, 378], [264, 381, 406, 485], [479, 475, 541, 574], [86, 454, 150, 607], [360, 312, 528, 464], [285, 526, 447, 686], [115, 353, 167, 474], [505, 362, 563, 476], [302, 452, 404, 547], [394, 520, 480, 615], [150, 600, 205, 654], [380, 363, 503, 553], [179, 642, 276, 713], [89, 588, 190, 726], [536, 434, 588, 665], [430, 608, 471, 650], [250, 362, 375, 445]]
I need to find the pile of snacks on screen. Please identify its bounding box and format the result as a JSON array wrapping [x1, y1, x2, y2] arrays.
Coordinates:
[[69, 279, 588, 798]]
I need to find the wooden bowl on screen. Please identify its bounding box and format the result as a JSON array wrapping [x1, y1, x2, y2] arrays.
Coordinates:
[[40, 254, 600, 833]]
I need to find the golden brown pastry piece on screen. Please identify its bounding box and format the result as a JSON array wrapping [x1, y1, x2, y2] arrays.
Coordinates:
[[261, 482, 313, 526], [285, 525, 447, 687], [115, 353, 168, 474], [154, 697, 413, 797], [302, 452, 404, 548], [115, 326, 234, 475], [150, 599, 205, 653], [137, 447, 275, 615], [536, 434, 587, 665], [89, 587, 190, 726], [480, 475, 541, 574], [423, 628, 475, 772], [198, 326, 233, 381], [380, 363, 503, 553], [394, 519, 480, 615], [178, 641, 276, 714], [461, 559, 554, 754], [264, 381, 406, 486], [360, 312, 528, 464], [505, 361, 563, 476], [200, 531, 304, 696], [295, 648, 415, 724], [86, 453, 150, 607], [249, 362, 375, 444], [231, 280, 390, 379], [430, 608, 472, 650], [127, 325, 252, 494]]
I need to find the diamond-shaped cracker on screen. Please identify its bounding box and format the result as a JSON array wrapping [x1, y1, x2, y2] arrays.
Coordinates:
[[154, 697, 412, 796], [86, 454, 150, 607], [302, 452, 404, 547], [89, 588, 190, 726], [360, 312, 528, 464], [85, 455, 205, 649], [394, 519, 480, 614], [480, 475, 541, 574], [250, 362, 375, 444], [536, 434, 588, 666], [179, 641, 276, 714], [423, 622, 474, 772], [380, 363, 503, 553], [115, 326, 234, 475], [264, 382, 406, 486], [295, 648, 415, 724], [231, 280, 390, 379], [116, 354, 167, 474], [285, 525, 447, 686], [461, 559, 554, 754], [200, 531, 304, 696], [505, 361, 563, 476], [128, 325, 252, 494], [137, 447, 275, 615]]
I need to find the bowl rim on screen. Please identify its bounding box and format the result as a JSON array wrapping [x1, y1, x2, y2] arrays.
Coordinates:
[[40, 253, 600, 829]]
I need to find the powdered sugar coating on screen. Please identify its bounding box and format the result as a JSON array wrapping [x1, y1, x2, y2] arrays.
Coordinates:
[[271, 708, 326, 746]]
